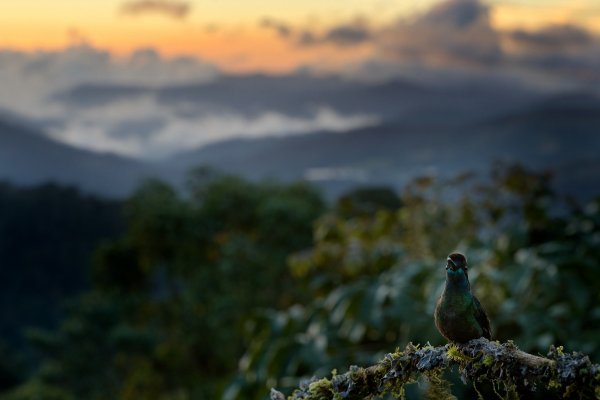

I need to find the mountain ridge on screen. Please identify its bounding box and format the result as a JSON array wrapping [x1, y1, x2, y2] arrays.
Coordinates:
[[2, 89, 600, 200], [0, 119, 154, 198]]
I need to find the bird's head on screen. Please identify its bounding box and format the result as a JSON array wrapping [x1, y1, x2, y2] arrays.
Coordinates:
[[446, 252, 469, 283]]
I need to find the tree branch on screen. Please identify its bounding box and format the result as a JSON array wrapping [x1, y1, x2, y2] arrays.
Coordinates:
[[271, 338, 600, 399]]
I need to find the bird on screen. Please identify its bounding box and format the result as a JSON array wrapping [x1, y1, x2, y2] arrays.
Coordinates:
[[434, 252, 491, 343]]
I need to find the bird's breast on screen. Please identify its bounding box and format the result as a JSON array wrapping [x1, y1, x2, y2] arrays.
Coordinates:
[[434, 291, 482, 343]]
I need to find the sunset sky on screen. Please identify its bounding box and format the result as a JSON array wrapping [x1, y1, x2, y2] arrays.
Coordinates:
[[1, 0, 599, 158], [2, 0, 599, 72]]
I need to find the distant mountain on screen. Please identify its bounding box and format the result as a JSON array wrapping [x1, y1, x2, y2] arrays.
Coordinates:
[[169, 92, 600, 200], [53, 74, 418, 114], [52, 73, 537, 122], [0, 182, 124, 348], [52, 84, 153, 108], [0, 120, 153, 198], [4, 88, 599, 200]]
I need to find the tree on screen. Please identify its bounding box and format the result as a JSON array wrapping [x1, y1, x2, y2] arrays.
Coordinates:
[[228, 165, 600, 399], [4, 172, 325, 399], [271, 339, 600, 400]]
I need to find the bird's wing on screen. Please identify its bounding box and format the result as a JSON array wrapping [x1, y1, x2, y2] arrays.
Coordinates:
[[473, 295, 492, 339]]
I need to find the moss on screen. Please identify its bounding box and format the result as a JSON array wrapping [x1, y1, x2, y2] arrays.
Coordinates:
[[503, 382, 519, 400], [473, 382, 485, 400], [490, 379, 504, 399], [446, 345, 472, 363], [390, 384, 406, 399], [423, 370, 456, 400], [563, 383, 577, 398], [348, 365, 365, 382], [307, 378, 333, 400], [279, 340, 600, 400], [422, 343, 435, 350], [483, 355, 494, 367], [547, 379, 561, 390]]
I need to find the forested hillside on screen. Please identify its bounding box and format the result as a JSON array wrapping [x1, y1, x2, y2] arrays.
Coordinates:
[[1, 164, 598, 399], [0, 183, 124, 390]]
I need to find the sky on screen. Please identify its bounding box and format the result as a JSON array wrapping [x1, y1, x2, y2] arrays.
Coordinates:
[[1, 0, 599, 159], [1, 0, 599, 72]]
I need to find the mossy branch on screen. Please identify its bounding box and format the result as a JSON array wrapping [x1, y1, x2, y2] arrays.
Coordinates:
[[270, 338, 600, 400]]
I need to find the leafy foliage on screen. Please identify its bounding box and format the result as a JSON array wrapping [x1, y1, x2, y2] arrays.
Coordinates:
[[272, 338, 600, 400], [2, 172, 324, 399], [4, 164, 600, 399], [0, 182, 123, 391], [229, 164, 600, 399], [0, 182, 123, 340]]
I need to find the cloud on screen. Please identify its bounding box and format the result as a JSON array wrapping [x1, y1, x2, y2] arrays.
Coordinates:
[[0, 44, 380, 159], [269, 1, 501, 67], [120, 0, 191, 19], [501, 25, 600, 88], [325, 25, 371, 46], [298, 24, 372, 47], [420, 0, 489, 28], [271, 0, 499, 65], [259, 16, 372, 47], [47, 97, 379, 159], [260, 18, 292, 38], [2, 0, 600, 162], [376, 0, 502, 67], [508, 25, 592, 52], [326, 0, 600, 91], [0, 45, 218, 117]]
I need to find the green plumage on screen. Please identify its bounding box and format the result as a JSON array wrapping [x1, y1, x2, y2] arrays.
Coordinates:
[[434, 253, 491, 343]]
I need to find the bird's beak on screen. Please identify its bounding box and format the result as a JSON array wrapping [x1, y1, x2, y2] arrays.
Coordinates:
[[446, 258, 458, 271]]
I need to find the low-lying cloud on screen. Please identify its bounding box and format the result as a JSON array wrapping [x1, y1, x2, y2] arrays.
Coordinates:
[[1, 0, 599, 162], [0, 43, 384, 160], [47, 98, 379, 159], [120, 0, 191, 19], [0, 45, 218, 117]]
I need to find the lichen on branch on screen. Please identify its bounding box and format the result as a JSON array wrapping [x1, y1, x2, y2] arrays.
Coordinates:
[[270, 338, 600, 400]]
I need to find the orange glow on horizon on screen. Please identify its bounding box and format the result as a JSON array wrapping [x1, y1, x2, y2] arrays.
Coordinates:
[[0, 27, 374, 73], [492, 3, 600, 31], [1, 0, 598, 73]]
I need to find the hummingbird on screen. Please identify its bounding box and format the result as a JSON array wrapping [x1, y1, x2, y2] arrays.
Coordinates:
[[434, 253, 491, 343]]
